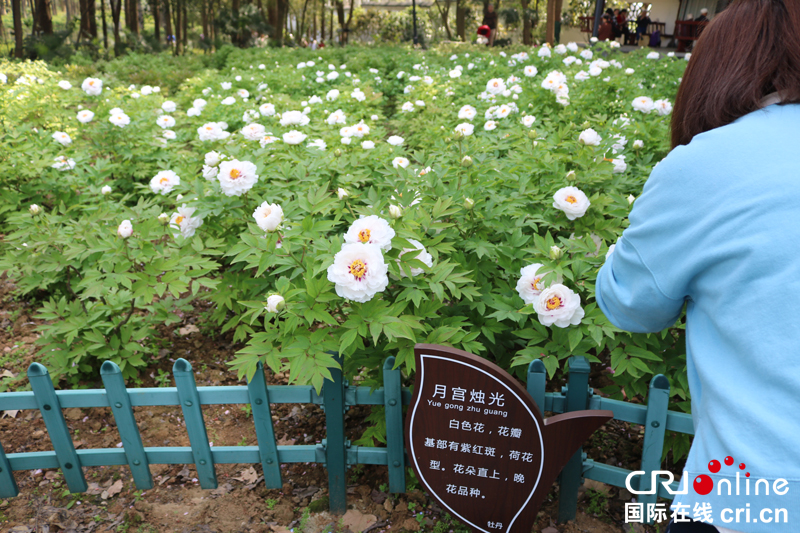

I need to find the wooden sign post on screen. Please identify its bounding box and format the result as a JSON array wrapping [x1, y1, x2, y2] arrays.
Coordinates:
[[406, 344, 612, 533]]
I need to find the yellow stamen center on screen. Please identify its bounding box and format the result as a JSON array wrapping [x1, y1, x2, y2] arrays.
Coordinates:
[[159, 177, 169, 184], [565, 195, 578, 204], [175, 215, 185, 225], [349, 259, 367, 281], [358, 229, 371, 244], [229, 169, 241, 180], [546, 295, 563, 310], [532, 277, 543, 291]]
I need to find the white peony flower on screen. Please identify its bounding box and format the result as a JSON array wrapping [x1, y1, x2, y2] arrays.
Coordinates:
[[101, 185, 112, 195], [612, 157, 627, 173], [241, 123, 266, 141], [82, 77, 103, 95], [217, 160, 258, 196], [265, 294, 285, 313], [308, 139, 327, 150], [516, 263, 561, 304], [327, 243, 389, 303], [162, 101, 177, 113], [326, 89, 340, 101], [205, 151, 223, 166], [537, 46, 551, 58], [455, 123, 475, 136], [632, 96, 655, 114], [109, 113, 131, 127], [280, 110, 311, 127], [574, 71, 590, 82], [580, 49, 593, 60], [633, 140, 644, 149], [534, 284, 584, 328], [157, 115, 175, 129], [253, 202, 283, 232], [553, 186, 590, 220], [337, 188, 349, 200], [578, 128, 602, 146], [647, 51, 660, 59], [193, 98, 207, 109], [449, 69, 461, 78], [351, 88, 366, 102], [237, 89, 249, 99], [458, 105, 477, 121], [362, 140, 375, 149], [170, 205, 203, 238], [77, 110, 95, 123], [397, 239, 433, 277], [58, 80, 72, 90], [387, 135, 404, 146], [522, 115, 536, 127], [187, 108, 201, 117], [283, 130, 307, 145], [486, 78, 506, 95], [150, 170, 180, 194], [220, 96, 236, 105], [260, 135, 279, 147], [118, 220, 133, 238], [625, 68, 635, 75], [484, 120, 497, 131], [343, 215, 395, 251], [654, 99, 673, 116], [259, 103, 276, 116], [221, 81, 232, 89], [554, 44, 567, 54], [52, 156, 76, 170], [567, 42, 579, 52], [202, 165, 218, 180], [52, 132, 72, 145], [401, 101, 415, 113], [352, 123, 370, 137], [392, 157, 410, 169]]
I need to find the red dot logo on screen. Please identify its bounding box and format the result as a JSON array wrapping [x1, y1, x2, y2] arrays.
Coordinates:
[[724, 456, 734, 466], [746, 473, 750, 478], [694, 475, 714, 495], [708, 460, 721, 473], [739, 463, 746, 470]]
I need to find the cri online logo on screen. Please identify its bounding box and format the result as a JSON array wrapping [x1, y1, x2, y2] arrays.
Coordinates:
[[626, 455, 790, 496]]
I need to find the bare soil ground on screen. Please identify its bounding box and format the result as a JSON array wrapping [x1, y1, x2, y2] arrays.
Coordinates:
[[0, 273, 670, 533]]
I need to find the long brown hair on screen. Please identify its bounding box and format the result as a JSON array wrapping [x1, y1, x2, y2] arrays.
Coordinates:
[[671, 0, 800, 148]]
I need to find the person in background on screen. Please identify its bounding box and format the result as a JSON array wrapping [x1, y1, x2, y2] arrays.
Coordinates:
[[695, 7, 709, 22], [482, 4, 498, 46], [605, 8, 620, 37], [617, 9, 630, 43], [596, 1, 800, 532], [635, 9, 651, 45], [598, 13, 615, 41]]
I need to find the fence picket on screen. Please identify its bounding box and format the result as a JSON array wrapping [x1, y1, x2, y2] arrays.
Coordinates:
[[0, 439, 19, 497], [27, 363, 88, 493], [526, 359, 547, 414], [322, 352, 347, 514], [383, 357, 405, 493], [100, 361, 154, 490], [247, 362, 282, 489], [639, 375, 671, 521], [557, 356, 591, 523], [173, 358, 217, 489]]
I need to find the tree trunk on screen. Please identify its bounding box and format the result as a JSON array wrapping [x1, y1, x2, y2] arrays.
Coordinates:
[[64, 0, 72, 27], [12, 0, 22, 57], [151, 0, 159, 41], [181, 0, 186, 48], [129, 0, 138, 32], [101, 0, 108, 47], [163, 0, 171, 38], [172, 0, 180, 53], [89, 0, 96, 36], [432, 0, 451, 40], [456, 0, 465, 41], [545, 0, 554, 44], [319, 0, 323, 40], [110, 0, 121, 52], [520, 0, 531, 44], [78, 0, 91, 39]]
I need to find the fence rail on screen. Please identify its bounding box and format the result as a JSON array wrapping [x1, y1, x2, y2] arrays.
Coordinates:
[[0, 352, 694, 525]]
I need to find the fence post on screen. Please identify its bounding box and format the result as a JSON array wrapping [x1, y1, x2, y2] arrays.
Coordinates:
[[383, 356, 405, 493], [27, 362, 88, 493], [323, 352, 347, 514], [173, 358, 217, 489], [557, 356, 591, 523], [0, 440, 19, 498], [640, 374, 670, 519], [526, 359, 547, 414], [100, 361, 153, 490], [247, 362, 282, 489]]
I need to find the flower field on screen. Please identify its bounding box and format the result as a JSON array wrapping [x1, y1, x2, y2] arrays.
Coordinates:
[[0, 43, 689, 457]]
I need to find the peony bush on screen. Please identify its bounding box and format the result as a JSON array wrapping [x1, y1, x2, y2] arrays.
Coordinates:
[[0, 43, 691, 454]]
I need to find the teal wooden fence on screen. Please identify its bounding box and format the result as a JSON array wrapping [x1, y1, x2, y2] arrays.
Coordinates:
[[0, 353, 693, 525]]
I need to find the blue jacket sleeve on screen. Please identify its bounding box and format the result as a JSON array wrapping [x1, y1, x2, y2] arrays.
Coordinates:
[[595, 237, 685, 333]]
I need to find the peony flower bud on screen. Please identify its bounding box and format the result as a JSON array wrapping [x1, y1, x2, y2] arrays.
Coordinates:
[[337, 188, 349, 200], [118, 220, 133, 238], [29, 204, 41, 215], [334, 149, 342, 157], [527, 130, 538, 139], [389, 205, 402, 219], [265, 294, 285, 313], [101, 185, 112, 195], [176, 194, 184, 201], [628, 194, 636, 204], [464, 198, 475, 210], [461, 155, 473, 168], [549, 245, 563, 260], [158, 213, 170, 225], [565, 171, 576, 181]]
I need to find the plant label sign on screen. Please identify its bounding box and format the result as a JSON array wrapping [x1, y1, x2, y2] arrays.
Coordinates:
[[406, 344, 613, 533]]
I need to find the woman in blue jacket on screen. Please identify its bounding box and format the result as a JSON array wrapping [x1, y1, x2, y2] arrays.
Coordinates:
[[595, 1, 800, 532]]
